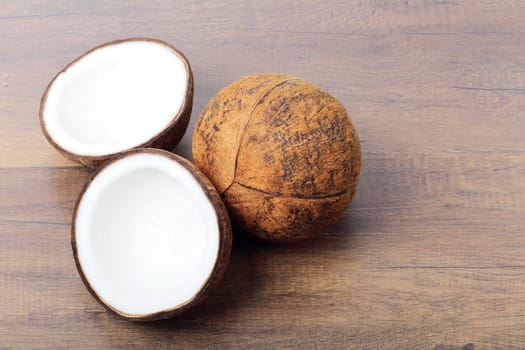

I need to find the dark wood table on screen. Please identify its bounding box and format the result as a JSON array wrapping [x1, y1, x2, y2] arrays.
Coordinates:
[[2, 1, 525, 348]]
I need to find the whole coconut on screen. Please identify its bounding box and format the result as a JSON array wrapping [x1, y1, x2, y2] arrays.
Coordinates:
[[192, 74, 361, 243]]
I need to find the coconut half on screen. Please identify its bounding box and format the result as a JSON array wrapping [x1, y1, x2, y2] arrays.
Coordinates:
[[40, 39, 193, 167], [72, 149, 231, 321]]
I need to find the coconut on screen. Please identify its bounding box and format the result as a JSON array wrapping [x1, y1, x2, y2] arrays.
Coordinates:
[[72, 149, 232, 320], [192, 74, 361, 243], [40, 38, 193, 167]]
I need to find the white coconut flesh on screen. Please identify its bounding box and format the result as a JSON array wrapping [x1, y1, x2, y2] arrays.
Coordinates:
[[43, 40, 189, 156], [74, 152, 220, 317]]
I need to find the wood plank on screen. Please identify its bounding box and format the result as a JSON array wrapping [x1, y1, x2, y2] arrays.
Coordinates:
[[2, 221, 525, 349], [2, 154, 523, 230], [2, 0, 525, 348], [2, 1, 525, 167]]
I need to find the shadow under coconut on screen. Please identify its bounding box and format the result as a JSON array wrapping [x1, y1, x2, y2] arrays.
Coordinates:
[[134, 217, 362, 331], [135, 233, 267, 329], [48, 165, 92, 224]]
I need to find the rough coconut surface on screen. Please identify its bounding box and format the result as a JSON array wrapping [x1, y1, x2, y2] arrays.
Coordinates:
[[193, 74, 361, 242]]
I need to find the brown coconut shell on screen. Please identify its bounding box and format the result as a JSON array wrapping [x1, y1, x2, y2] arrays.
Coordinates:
[[71, 148, 232, 321], [192, 74, 361, 243], [40, 38, 194, 168]]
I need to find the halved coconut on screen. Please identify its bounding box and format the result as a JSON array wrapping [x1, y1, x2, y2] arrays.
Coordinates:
[[40, 39, 193, 167], [72, 149, 232, 321]]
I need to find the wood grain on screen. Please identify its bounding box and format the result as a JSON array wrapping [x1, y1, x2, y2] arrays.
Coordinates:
[[1, 0, 525, 348]]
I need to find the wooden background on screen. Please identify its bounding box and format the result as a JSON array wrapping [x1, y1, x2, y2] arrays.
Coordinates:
[[2, 1, 525, 349]]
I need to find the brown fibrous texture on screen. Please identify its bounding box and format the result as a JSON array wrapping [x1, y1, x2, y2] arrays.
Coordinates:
[[192, 74, 361, 243]]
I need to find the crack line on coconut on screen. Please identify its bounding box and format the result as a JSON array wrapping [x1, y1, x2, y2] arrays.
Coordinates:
[[221, 77, 300, 196], [229, 181, 350, 199]]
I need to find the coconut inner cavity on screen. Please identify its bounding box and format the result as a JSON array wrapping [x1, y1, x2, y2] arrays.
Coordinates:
[[43, 40, 188, 156], [74, 153, 219, 317]]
